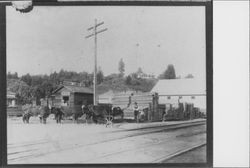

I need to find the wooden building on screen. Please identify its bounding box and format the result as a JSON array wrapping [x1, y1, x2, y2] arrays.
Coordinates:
[[98, 90, 114, 104], [103, 91, 160, 121], [151, 78, 206, 113], [7, 90, 23, 116], [7, 90, 16, 107], [51, 84, 93, 114]]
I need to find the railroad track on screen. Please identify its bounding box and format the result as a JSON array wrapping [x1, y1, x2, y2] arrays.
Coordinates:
[[152, 143, 206, 163], [8, 120, 206, 163], [83, 132, 206, 163], [116, 120, 205, 133]]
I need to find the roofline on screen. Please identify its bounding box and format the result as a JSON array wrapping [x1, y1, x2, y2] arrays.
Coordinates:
[[52, 85, 93, 94], [64, 85, 93, 94], [74, 92, 93, 94], [52, 85, 64, 94]]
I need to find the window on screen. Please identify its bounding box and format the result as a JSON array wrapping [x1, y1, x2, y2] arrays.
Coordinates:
[[179, 96, 182, 99], [191, 96, 195, 99], [62, 96, 69, 106], [167, 96, 171, 99]]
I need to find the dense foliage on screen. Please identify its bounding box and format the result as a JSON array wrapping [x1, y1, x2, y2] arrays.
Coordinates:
[[158, 64, 176, 79], [7, 63, 192, 105]]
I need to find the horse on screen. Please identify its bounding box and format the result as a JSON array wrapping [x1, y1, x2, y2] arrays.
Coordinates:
[[87, 105, 127, 126], [83, 105, 93, 124], [88, 104, 130, 126], [22, 106, 33, 124], [72, 110, 83, 123], [38, 106, 51, 124], [87, 104, 106, 124], [72, 105, 92, 124], [51, 107, 64, 124]]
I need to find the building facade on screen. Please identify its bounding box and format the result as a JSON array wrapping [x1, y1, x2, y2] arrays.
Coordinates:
[[151, 78, 206, 112], [7, 90, 16, 107], [51, 84, 93, 114]]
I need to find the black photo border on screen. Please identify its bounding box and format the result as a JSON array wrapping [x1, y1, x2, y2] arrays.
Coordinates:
[[0, 0, 213, 167]]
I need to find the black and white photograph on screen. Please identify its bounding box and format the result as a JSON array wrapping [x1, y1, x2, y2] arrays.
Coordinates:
[[1, 0, 212, 166]]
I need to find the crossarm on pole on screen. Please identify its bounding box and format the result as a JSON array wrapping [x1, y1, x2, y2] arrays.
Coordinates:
[[85, 28, 108, 39], [87, 21, 104, 31]]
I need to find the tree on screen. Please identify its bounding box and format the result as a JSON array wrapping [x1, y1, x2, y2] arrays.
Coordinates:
[[131, 72, 138, 79], [104, 73, 119, 81], [21, 73, 32, 86], [185, 74, 194, 78], [41, 80, 55, 97], [97, 67, 104, 84], [159, 64, 176, 79], [83, 73, 93, 87], [7, 72, 18, 79], [16, 84, 32, 105], [125, 75, 132, 85], [118, 58, 125, 77], [137, 67, 143, 74], [14, 72, 18, 79]]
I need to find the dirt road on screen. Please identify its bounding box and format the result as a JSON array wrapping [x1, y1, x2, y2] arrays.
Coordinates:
[[7, 117, 206, 164]]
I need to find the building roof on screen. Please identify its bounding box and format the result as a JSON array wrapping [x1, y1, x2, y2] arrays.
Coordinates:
[[151, 78, 206, 96], [52, 85, 93, 94], [98, 90, 115, 98]]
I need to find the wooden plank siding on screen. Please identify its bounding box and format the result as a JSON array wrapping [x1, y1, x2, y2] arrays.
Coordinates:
[[112, 92, 161, 121], [51, 85, 93, 115], [72, 93, 93, 114]]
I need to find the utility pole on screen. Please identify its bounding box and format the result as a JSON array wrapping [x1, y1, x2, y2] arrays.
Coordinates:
[[86, 19, 107, 105]]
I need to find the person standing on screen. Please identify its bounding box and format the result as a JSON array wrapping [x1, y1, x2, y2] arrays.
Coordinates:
[[133, 102, 140, 123]]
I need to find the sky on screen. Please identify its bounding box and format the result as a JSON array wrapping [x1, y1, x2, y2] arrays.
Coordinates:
[[6, 6, 206, 80]]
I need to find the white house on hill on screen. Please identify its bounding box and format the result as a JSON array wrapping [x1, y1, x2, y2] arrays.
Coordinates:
[[151, 78, 206, 112], [7, 90, 16, 107]]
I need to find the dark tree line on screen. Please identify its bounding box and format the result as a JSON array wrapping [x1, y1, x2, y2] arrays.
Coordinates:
[[7, 70, 103, 105], [7, 61, 193, 105]]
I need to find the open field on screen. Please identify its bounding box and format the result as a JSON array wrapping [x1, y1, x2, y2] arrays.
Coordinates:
[[7, 117, 206, 164]]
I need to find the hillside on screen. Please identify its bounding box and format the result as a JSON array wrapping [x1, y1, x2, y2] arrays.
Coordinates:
[[97, 77, 158, 95], [7, 71, 158, 105], [8, 77, 158, 95]]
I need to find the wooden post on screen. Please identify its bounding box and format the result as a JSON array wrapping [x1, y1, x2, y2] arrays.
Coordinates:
[[190, 103, 194, 120], [93, 19, 97, 105], [148, 103, 151, 122], [85, 19, 107, 106]]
